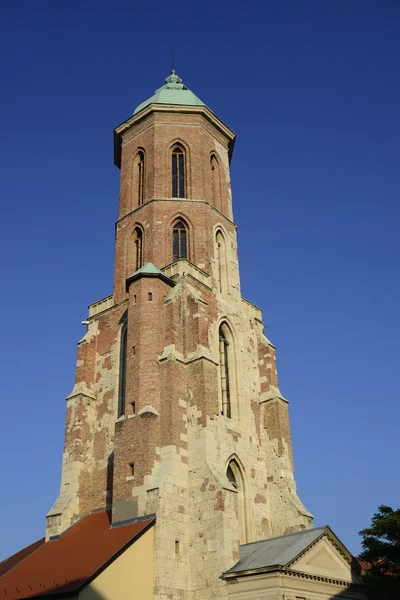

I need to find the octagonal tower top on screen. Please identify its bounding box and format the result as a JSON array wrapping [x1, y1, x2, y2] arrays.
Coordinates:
[[133, 70, 207, 115]]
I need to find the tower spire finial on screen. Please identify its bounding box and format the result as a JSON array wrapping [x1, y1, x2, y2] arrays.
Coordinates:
[[172, 47, 175, 73]]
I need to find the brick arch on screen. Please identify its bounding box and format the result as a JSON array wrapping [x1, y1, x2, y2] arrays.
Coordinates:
[[131, 220, 145, 233], [167, 137, 190, 155]]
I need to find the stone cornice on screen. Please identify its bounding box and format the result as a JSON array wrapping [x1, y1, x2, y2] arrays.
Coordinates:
[[115, 197, 237, 229], [286, 568, 366, 589], [224, 567, 366, 589]]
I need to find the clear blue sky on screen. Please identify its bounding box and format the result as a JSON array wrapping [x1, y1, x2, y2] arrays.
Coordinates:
[[0, 0, 399, 560]]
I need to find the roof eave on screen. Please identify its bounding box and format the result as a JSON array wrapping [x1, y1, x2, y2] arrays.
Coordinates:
[[114, 103, 236, 168], [126, 269, 176, 292], [222, 564, 284, 580]]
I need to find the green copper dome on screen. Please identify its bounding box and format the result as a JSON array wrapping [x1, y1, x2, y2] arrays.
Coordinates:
[[133, 71, 207, 115]]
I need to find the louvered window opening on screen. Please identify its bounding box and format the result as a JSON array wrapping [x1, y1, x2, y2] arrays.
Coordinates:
[[173, 222, 187, 261], [118, 324, 127, 418], [135, 229, 143, 271], [219, 332, 231, 418], [137, 151, 144, 206], [172, 147, 185, 198]]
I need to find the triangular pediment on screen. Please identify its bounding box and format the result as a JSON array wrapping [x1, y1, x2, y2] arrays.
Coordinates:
[[290, 534, 363, 584]]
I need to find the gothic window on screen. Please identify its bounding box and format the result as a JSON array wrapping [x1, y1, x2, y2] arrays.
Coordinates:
[[117, 322, 127, 418], [216, 230, 228, 294], [172, 220, 187, 261], [134, 150, 145, 206], [219, 323, 232, 418], [134, 227, 143, 271], [210, 154, 221, 210], [226, 459, 250, 544], [172, 145, 185, 198]]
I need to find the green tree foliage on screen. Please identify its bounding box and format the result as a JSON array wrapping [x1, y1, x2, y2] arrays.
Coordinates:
[[359, 505, 400, 599]]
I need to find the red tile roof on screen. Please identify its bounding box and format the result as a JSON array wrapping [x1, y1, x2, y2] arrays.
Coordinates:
[[0, 538, 45, 578], [0, 510, 155, 599], [356, 557, 371, 571]]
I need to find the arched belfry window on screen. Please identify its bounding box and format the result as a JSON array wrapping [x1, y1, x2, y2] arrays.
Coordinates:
[[226, 459, 251, 544], [172, 220, 187, 261], [134, 227, 143, 271], [118, 322, 127, 418], [216, 230, 228, 294], [219, 323, 232, 418], [134, 150, 145, 206], [172, 145, 185, 198], [210, 154, 221, 210]]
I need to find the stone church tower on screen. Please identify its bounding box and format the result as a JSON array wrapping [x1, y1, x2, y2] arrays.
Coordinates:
[[47, 70, 313, 600]]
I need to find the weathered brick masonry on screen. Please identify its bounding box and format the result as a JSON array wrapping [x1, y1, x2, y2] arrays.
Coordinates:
[[47, 72, 313, 600]]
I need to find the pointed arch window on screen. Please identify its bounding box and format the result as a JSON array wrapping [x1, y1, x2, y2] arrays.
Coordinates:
[[226, 459, 251, 544], [133, 150, 145, 207], [134, 227, 143, 271], [173, 220, 187, 261], [118, 322, 127, 418], [216, 230, 228, 294], [172, 145, 185, 198], [219, 324, 231, 418]]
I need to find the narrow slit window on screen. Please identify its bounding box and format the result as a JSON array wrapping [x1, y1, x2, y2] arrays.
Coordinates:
[[210, 154, 221, 210], [217, 237, 222, 292], [137, 151, 144, 206], [134, 227, 143, 271], [215, 230, 228, 294], [129, 462, 135, 476], [219, 325, 231, 418], [172, 146, 185, 198], [118, 323, 128, 418], [172, 221, 187, 261], [148, 292, 153, 301]]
